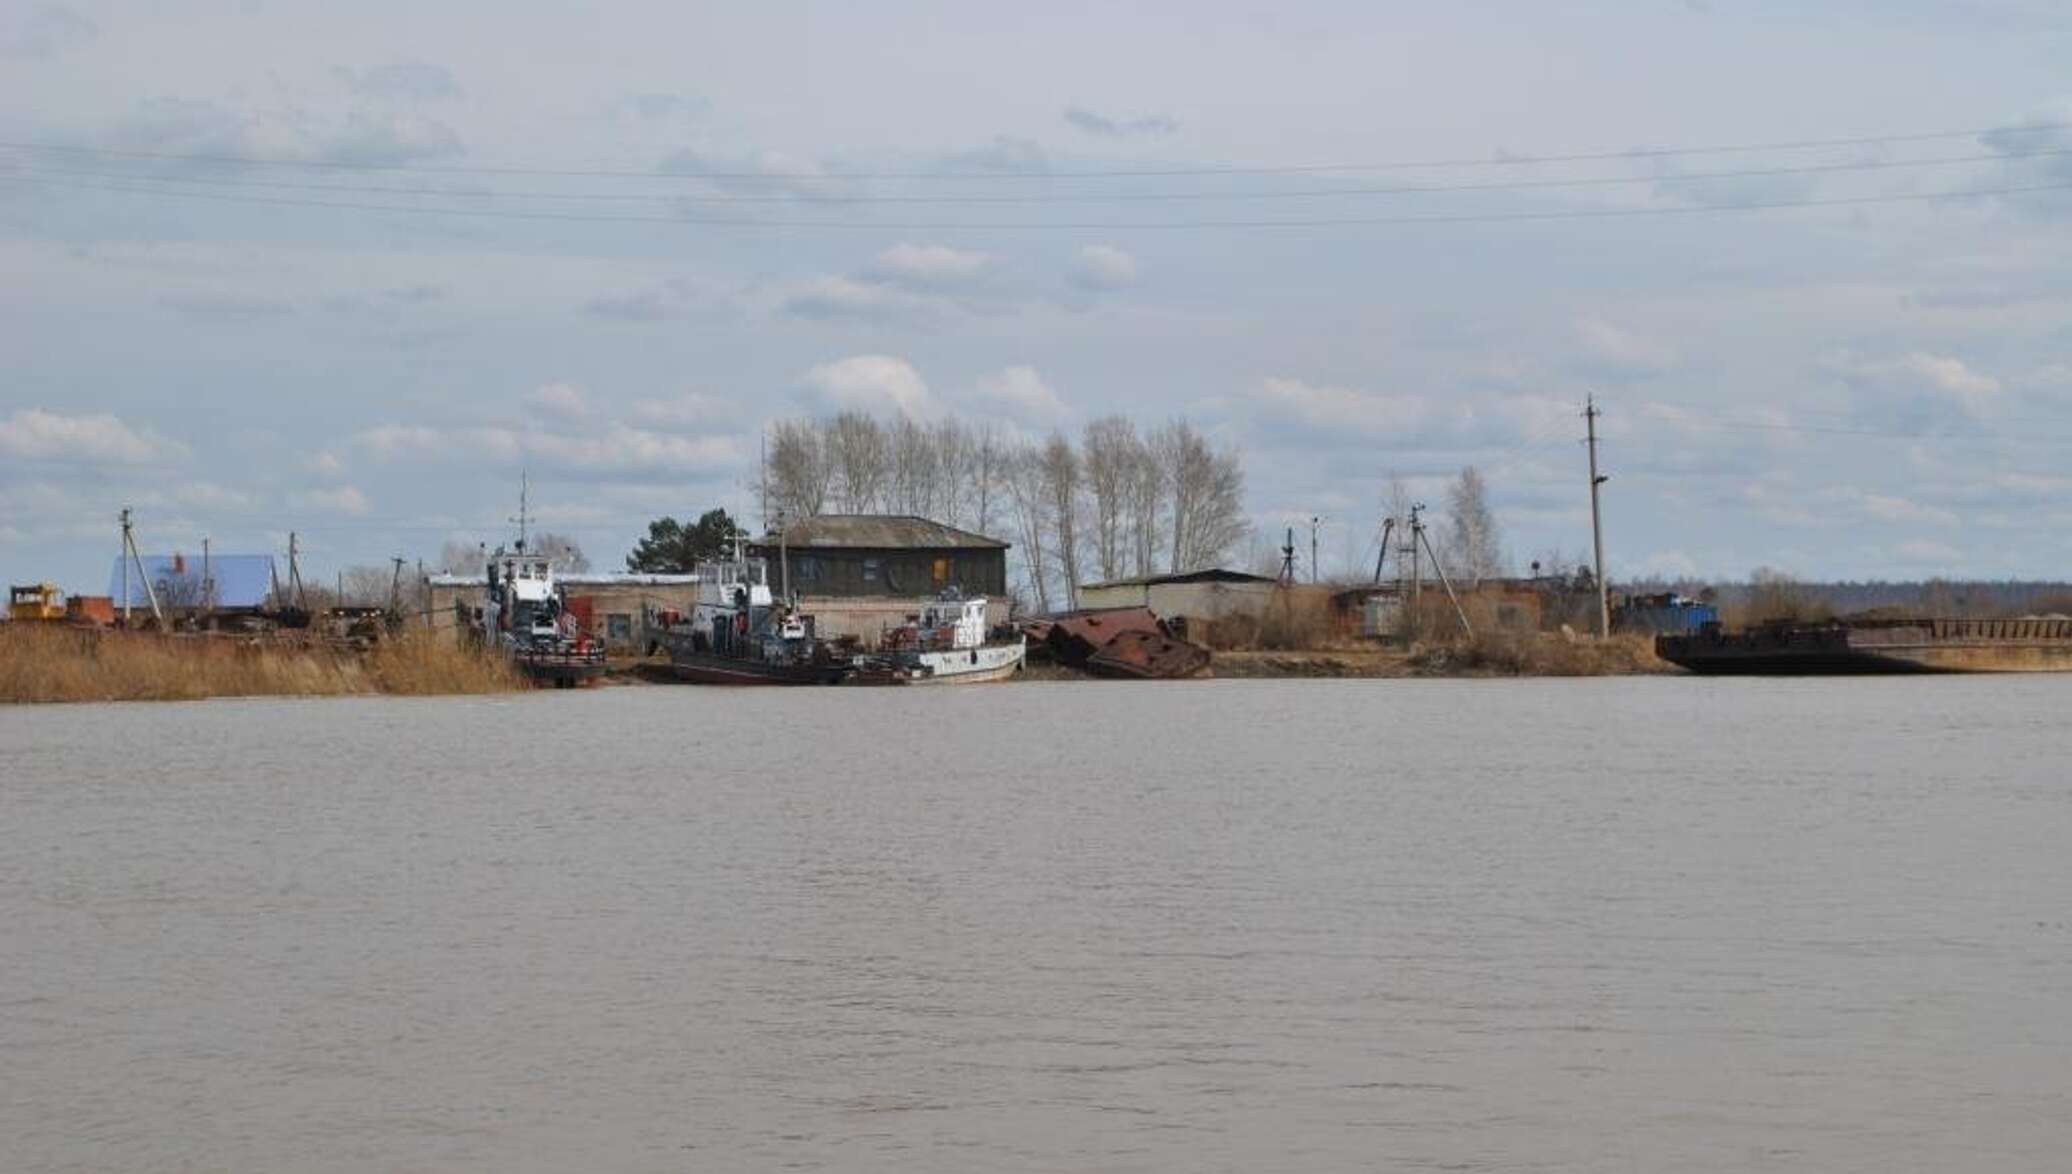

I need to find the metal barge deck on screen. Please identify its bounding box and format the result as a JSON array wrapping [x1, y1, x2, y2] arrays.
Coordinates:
[[1657, 618, 2072, 675]]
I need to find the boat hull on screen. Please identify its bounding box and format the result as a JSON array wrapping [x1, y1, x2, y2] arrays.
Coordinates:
[[1658, 618, 2072, 675], [906, 639, 1026, 684]]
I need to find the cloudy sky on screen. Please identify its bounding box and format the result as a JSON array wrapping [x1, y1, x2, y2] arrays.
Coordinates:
[[4, 0, 2071, 591]]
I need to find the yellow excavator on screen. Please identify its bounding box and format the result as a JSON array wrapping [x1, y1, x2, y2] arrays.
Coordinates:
[[8, 582, 67, 622]]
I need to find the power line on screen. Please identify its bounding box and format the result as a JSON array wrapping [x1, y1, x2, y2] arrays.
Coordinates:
[[8, 172, 2069, 230], [1, 119, 2066, 180], [12, 145, 2069, 206]]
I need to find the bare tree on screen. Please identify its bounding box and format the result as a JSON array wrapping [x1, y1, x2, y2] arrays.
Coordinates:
[[768, 418, 833, 519], [1444, 466, 1503, 583], [1081, 415, 1138, 582], [972, 422, 1001, 538], [1126, 439, 1167, 576], [1159, 421, 1248, 572], [530, 531, 590, 572], [888, 414, 940, 517], [1039, 431, 1085, 609], [1000, 441, 1053, 611], [828, 411, 889, 512], [438, 539, 489, 574], [930, 417, 973, 529]]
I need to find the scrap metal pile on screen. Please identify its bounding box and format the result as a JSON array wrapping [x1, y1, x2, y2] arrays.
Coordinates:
[[1021, 607, 1212, 679]]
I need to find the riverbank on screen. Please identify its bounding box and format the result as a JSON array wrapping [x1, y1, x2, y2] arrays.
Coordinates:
[[1212, 633, 1668, 678], [0, 625, 521, 704]]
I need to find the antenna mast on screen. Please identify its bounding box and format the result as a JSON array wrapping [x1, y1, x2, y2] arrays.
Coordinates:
[[510, 470, 533, 553]]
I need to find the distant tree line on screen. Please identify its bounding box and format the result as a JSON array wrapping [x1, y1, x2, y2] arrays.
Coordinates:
[[760, 410, 1249, 611]]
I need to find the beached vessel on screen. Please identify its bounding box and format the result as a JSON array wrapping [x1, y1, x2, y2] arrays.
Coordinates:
[[856, 592, 1025, 684], [475, 551, 607, 687], [1657, 617, 2072, 674], [642, 546, 853, 685]]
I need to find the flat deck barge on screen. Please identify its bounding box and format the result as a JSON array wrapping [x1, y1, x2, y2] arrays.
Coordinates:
[[1658, 617, 2072, 675]]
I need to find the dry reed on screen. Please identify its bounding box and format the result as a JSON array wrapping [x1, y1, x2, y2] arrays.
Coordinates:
[[0, 625, 521, 704], [1411, 630, 1667, 677]]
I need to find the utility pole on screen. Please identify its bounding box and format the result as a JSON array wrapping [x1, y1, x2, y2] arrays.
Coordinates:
[[1408, 503, 1425, 639], [287, 531, 307, 610], [1413, 508, 1473, 638], [1585, 395, 1611, 639], [1278, 525, 1297, 585], [1309, 516, 1321, 584], [202, 536, 213, 618], [119, 507, 163, 629]]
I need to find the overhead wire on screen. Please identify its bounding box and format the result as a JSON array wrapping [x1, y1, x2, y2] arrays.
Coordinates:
[[6, 172, 2069, 230], [7, 145, 2069, 205], [1, 118, 2066, 179]]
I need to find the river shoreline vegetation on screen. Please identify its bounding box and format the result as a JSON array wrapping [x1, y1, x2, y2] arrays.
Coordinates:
[[0, 625, 520, 705]]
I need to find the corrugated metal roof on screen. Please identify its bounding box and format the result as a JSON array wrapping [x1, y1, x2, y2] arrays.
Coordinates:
[[1079, 568, 1276, 590], [108, 554, 276, 609], [763, 514, 1009, 550]]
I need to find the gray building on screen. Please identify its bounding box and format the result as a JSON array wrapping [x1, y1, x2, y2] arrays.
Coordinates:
[[751, 515, 1011, 647]]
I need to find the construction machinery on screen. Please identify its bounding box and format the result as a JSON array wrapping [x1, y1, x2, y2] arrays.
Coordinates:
[[9, 583, 66, 622]]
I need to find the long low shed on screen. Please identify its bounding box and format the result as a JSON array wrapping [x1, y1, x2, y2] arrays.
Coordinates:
[[425, 572, 699, 651]]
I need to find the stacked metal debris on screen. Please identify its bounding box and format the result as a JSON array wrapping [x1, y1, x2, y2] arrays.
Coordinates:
[[1022, 607, 1211, 679]]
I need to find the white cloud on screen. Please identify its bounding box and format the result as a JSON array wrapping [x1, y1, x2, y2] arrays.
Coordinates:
[[780, 275, 934, 322], [0, 409, 188, 464], [864, 243, 996, 289], [304, 451, 346, 478], [106, 97, 464, 167], [800, 354, 932, 415], [292, 485, 371, 515], [972, 366, 1068, 424], [172, 481, 252, 511], [2, 3, 96, 59], [333, 61, 460, 102], [630, 391, 735, 428], [1063, 106, 1179, 139], [1575, 317, 1679, 375], [1250, 377, 1435, 440], [353, 423, 742, 476], [1826, 351, 2002, 416], [526, 382, 590, 422], [1069, 244, 1139, 291]]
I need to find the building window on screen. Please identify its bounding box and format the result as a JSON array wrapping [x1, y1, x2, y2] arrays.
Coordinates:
[[932, 557, 950, 586], [795, 555, 822, 583], [607, 614, 632, 641], [863, 557, 881, 584]]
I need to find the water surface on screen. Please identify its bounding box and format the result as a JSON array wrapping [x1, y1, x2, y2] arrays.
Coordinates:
[[3, 678, 2068, 1171]]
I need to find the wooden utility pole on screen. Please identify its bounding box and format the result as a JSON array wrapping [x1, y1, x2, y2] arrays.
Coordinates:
[[1309, 516, 1321, 584], [1585, 396, 1611, 638]]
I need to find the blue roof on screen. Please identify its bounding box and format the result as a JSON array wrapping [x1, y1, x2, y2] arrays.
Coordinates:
[[109, 554, 277, 609]]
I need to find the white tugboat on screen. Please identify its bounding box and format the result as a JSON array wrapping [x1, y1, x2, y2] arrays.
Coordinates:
[[472, 549, 607, 687], [641, 540, 855, 685], [860, 591, 1026, 684]]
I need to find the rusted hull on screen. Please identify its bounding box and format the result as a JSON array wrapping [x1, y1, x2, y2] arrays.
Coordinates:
[[661, 654, 851, 685], [1083, 629, 1212, 679], [1026, 607, 1213, 679], [1659, 618, 2072, 675]]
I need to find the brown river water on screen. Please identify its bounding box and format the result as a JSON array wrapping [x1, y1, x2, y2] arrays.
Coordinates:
[[3, 678, 2069, 1171]]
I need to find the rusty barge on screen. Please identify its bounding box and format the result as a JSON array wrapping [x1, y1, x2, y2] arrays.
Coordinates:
[[1657, 617, 2072, 675]]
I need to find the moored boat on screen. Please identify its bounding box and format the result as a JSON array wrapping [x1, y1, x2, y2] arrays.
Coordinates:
[[854, 591, 1026, 684], [642, 544, 854, 685], [1657, 616, 2072, 674], [474, 550, 607, 687]]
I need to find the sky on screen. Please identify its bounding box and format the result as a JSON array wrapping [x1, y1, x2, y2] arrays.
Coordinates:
[[4, 0, 2071, 592]]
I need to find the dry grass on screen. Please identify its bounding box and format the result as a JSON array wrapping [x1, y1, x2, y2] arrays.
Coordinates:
[[0, 625, 520, 704], [1411, 630, 1667, 677]]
